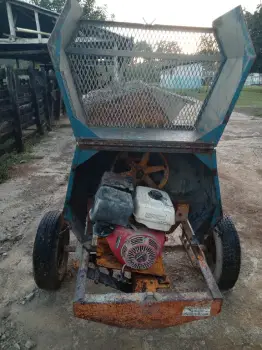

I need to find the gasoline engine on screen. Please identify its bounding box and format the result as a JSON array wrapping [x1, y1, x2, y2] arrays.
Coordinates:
[[90, 171, 175, 270]]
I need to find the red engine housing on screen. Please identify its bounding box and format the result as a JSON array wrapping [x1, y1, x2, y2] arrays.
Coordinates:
[[106, 226, 166, 270]]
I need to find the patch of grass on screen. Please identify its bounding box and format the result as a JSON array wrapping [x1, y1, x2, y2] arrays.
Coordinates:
[[180, 89, 207, 101], [254, 110, 262, 117], [235, 106, 262, 117], [0, 140, 37, 184], [175, 85, 262, 109], [171, 86, 209, 102], [236, 86, 262, 107], [240, 85, 262, 93]]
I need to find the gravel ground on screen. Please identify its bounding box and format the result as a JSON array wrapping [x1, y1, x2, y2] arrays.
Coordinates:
[[0, 113, 262, 350]]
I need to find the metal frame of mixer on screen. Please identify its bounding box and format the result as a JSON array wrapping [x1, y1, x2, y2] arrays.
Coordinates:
[[46, 0, 256, 329], [49, 0, 256, 241], [69, 206, 223, 329]]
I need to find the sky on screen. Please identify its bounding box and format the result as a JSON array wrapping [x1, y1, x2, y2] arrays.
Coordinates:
[[96, 0, 260, 26]]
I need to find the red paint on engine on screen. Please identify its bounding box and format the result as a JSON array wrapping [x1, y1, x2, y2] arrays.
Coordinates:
[[106, 226, 166, 269]]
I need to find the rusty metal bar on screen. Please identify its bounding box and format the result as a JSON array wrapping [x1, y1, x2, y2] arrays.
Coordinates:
[[77, 138, 214, 153], [197, 255, 222, 300], [181, 220, 222, 300], [74, 290, 221, 328], [180, 231, 198, 267], [74, 246, 90, 302], [183, 220, 194, 240], [73, 237, 223, 328]]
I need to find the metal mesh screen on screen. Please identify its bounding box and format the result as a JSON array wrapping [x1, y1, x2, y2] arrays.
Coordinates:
[[66, 20, 221, 130]]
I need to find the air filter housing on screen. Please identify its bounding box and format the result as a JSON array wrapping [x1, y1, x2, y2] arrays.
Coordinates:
[[134, 186, 175, 231]]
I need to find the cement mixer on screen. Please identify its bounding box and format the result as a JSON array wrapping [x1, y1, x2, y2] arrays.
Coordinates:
[[32, 0, 256, 328]]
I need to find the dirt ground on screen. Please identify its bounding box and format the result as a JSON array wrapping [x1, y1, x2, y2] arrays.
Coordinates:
[[0, 113, 262, 350]]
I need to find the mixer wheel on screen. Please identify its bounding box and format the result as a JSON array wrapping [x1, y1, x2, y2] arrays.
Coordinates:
[[205, 216, 241, 291], [33, 211, 69, 290]]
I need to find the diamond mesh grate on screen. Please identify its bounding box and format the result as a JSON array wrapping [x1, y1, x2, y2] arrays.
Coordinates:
[[66, 21, 221, 130]]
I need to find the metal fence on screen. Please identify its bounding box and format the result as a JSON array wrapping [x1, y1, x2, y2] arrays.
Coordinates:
[[245, 73, 262, 86], [66, 21, 221, 130], [0, 66, 62, 156]]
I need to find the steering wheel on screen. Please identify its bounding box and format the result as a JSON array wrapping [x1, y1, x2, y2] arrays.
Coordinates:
[[115, 152, 169, 189]]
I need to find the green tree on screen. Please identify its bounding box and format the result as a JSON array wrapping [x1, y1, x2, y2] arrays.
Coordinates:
[[134, 41, 153, 63], [156, 40, 181, 54], [245, 5, 262, 73], [134, 41, 153, 54], [196, 35, 219, 87], [197, 35, 218, 55], [30, 0, 109, 19]]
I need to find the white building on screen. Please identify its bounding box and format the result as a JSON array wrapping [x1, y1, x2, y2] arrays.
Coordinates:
[[160, 63, 204, 90]]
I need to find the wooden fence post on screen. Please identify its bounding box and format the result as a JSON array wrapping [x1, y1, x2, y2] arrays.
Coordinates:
[[54, 88, 61, 121], [28, 66, 44, 135], [6, 66, 24, 152], [40, 68, 51, 130], [47, 72, 54, 124]]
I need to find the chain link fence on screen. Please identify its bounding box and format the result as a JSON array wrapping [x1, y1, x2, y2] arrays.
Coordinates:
[[66, 21, 221, 130]]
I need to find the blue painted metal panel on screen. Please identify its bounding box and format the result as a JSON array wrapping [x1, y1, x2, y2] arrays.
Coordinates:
[[64, 147, 97, 222], [48, 0, 98, 140], [220, 8, 256, 126], [195, 151, 222, 227], [199, 124, 225, 144], [197, 6, 256, 144]]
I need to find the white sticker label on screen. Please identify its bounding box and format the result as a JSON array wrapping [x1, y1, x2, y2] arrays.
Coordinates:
[[182, 306, 211, 317]]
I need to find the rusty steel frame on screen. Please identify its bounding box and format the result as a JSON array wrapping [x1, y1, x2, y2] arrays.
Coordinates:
[[76, 138, 214, 153], [73, 220, 223, 329]]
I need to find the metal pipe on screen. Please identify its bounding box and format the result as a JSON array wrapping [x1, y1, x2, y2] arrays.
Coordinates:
[[0, 49, 48, 57], [0, 38, 49, 45], [6, 2, 16, 38], [79, 19, 214, 33], [66, 47, 222, 62], [15, 27, 50, 37], [34, 11, 41, 41]]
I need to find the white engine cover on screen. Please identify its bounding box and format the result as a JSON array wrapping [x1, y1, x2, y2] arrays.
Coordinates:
[[133, 186, 175, 231]]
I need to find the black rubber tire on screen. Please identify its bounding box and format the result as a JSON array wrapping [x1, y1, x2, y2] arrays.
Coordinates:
[[33, 211, 69, 290], [206, 216, 241, 291]]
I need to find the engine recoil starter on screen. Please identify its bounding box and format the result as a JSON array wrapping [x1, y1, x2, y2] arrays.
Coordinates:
[[106, 226, 166, 270]]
